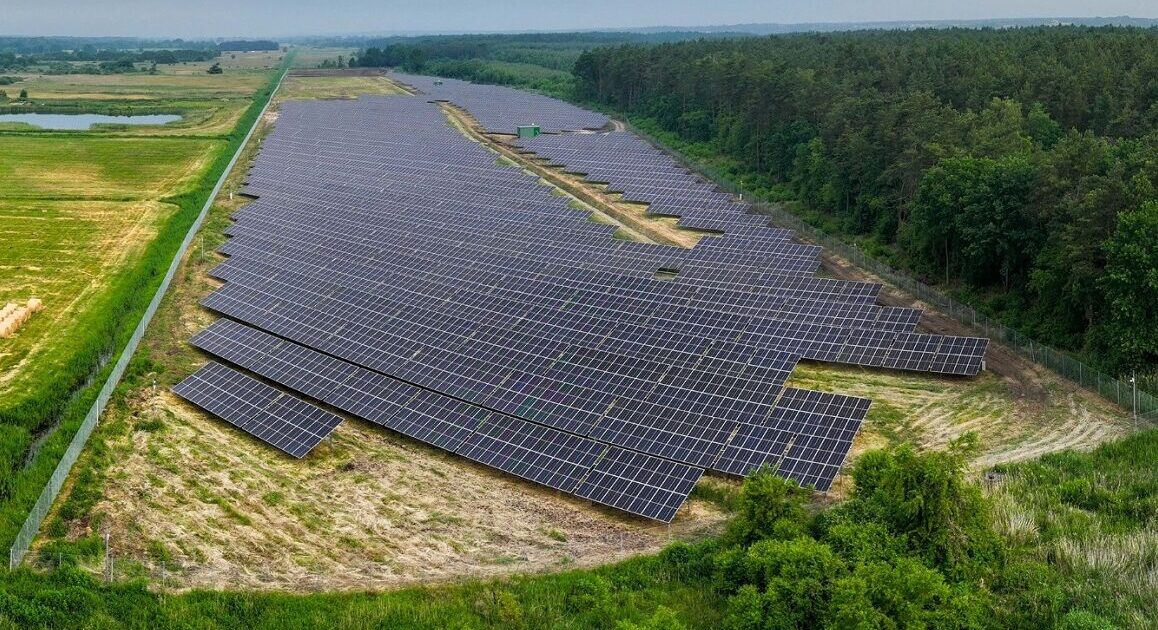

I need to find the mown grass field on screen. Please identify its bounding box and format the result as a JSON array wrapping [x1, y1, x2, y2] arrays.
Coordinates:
[[278, 75, 409, 101], [0, 51, 285, 555]]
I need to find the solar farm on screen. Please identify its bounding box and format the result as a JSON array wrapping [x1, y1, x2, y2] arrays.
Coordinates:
[[3, 24, 1154, 627], [169, 77, 988, 524]]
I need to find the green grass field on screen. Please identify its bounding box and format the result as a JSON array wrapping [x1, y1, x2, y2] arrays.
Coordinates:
[[278, 75, 409, 101], [0, 136, 220, 200], [0, 133, 224, 406], [0, 52, 285, 555]]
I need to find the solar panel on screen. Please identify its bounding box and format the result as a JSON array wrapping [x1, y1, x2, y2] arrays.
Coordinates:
[[456, 415, 606, 491], [714, 388, 870, 490], [172, 361, 343, 458], [574, 447, 703, 522], [190, 318, 706, 517], [928, 337, 989, 376]]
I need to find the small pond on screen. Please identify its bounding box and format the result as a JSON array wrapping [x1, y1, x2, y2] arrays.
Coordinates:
[[0, 113, 182, 130]]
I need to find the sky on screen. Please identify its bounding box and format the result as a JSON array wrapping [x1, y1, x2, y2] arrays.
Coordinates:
[[2, 0, 1156, 38]]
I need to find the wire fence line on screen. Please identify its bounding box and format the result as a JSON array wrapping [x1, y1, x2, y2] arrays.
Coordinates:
[[20, 547, 370, 593], [622, 121, 1158, 423], [7, 67, 289, 571], [22, 548, 213, 591]]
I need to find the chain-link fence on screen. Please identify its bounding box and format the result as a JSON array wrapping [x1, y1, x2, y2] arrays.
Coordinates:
[[7, 67, 289, 570], [623, 122, 1158, 422], [20, 547, 191, 590]]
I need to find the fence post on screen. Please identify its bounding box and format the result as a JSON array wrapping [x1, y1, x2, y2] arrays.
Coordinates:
[[103, 532, 111, 584]]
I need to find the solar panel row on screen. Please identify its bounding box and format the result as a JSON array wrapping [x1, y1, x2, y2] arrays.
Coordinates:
[[171, 361, 343, 458], [186, 318, 703, 521], [392, 72, 609, 133]]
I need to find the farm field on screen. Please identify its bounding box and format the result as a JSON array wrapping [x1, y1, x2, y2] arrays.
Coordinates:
[[0, 51, 283, 554], [278, 74, 410, 101], [30, 74, 1137, 594], [289, 47, 358, 68]]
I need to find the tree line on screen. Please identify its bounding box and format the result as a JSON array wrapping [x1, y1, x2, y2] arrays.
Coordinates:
[[572, 27, 1158, 377], [351, 32, 748, 98], [0, 49, 218, 75]]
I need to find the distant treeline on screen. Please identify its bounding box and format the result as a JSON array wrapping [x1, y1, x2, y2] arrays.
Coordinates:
[[353, 32, 747, 70], [36, 49, 217, 63], [573, 27, 1158, 376], [351, 32, 747, 96], [0, 36, 218, 55], [0, 48, 217, 75], [218, 40, 280, 52]]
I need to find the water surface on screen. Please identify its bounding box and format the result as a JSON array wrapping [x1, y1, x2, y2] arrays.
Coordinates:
[[0, 113, 181, 130]]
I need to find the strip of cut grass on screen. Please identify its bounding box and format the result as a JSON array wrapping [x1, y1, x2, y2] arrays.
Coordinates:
[[0, 136, 220, 200]]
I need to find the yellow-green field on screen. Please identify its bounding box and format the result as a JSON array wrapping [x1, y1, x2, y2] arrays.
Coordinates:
[[278, 75, 409, 101], [0, 52, 277, 396], [0, 133, 227, 402], [290, 48, 358, 68], [0, 135, 220, 398], [0, 136, 221, 200]]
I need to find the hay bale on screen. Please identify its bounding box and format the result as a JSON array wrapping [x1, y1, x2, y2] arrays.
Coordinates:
[[0, 299, 43, 338]]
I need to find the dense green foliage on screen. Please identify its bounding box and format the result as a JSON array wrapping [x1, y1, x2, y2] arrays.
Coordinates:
[[352, 32, 745, 98], [0, 63, 286, 549], [5, 429, 1154, 628], [572, 27, 1158, 378]]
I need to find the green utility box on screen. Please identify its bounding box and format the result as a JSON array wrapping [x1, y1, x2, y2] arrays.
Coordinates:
[[517, 125, 541, 138]]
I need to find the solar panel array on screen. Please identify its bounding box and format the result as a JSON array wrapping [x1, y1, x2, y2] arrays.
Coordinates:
[[516, 131, 756, 232], [172, 87, 987, 522], [392, 72, 609, 134]]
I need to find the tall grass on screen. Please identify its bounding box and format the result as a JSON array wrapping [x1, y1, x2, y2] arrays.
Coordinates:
[[0, 547, 721, 629], [990, 429, 1158, 627]]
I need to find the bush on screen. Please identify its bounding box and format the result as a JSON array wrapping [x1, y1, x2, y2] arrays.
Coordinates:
[[846, 439, 1002, 575], [724, 467, 811, 546]]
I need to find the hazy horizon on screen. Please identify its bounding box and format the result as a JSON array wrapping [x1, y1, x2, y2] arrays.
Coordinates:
[[3, 1, 1157, 39]]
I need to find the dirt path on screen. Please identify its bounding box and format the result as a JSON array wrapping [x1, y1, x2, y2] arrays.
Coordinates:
[[443, 104, 708, 249]]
